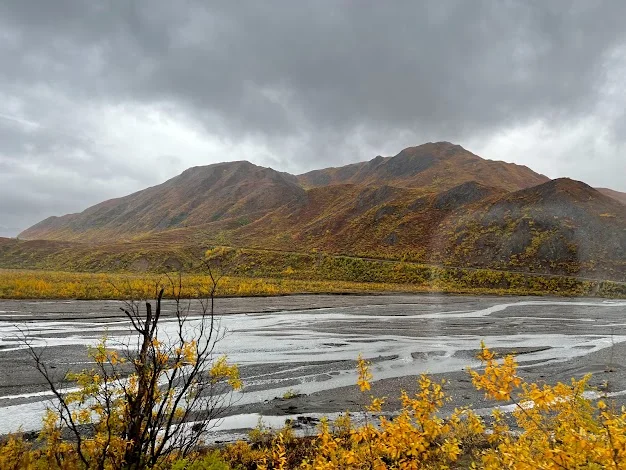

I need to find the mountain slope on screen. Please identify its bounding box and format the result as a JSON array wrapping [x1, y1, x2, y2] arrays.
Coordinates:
[[229, 180, 505, 255], [20, 161, 306, 242], [432, 178, 626, 278], [219, 178, 625, 279], [298, 142, 550, 192], [13, 176, 624, 280], [598, 188, 626, 205], [22, 142, 552, 243]]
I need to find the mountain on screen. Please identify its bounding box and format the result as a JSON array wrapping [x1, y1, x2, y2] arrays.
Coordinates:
[[26, 142, 550, 243], [598, 188, 626, 205], [298, 142, 550, 192], [223, 177, 624, 278], [13, 142, 626, 281], [20, 161, 305, 242]]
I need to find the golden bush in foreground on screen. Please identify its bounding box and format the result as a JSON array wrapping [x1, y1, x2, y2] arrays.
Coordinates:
[[3, 344, 626, 469], [227, 345, 626, 469]]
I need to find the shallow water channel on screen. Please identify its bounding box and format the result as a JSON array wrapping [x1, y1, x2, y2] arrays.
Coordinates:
[[1, 294, 625, 436]]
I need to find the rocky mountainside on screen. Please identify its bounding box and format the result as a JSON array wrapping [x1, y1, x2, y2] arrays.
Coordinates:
[[432, 178, 626, 278]]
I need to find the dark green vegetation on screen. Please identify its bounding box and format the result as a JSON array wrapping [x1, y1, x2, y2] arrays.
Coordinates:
[[5, 142, 626, 287]]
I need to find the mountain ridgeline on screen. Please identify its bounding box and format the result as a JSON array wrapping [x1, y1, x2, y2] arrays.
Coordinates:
[[21, 161, 305, 242], [11, 142, 626, 281], [298, 142, 549, 191]]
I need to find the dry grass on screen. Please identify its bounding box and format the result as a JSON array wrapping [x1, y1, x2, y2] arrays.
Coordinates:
[[1, 268, 624, 300]]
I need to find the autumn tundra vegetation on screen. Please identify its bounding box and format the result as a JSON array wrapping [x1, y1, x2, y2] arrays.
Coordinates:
[[2, 275, 626, 469], [1, 246, 625, 300]]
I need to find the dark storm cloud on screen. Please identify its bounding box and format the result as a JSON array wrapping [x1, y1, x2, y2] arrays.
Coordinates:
[[1, 0, 625, 236], [5, 1, 621, 134]]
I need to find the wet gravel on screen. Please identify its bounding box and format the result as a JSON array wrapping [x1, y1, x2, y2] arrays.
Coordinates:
[[1, 294, 625, 435]]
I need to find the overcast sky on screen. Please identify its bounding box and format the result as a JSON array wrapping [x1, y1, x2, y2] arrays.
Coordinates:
[[2, 1, 626, 237]]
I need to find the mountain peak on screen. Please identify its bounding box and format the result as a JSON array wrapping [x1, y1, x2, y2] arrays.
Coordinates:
[[20, 160, 305, 241], [394, 141, 471, 159], [298, 142, 546, 191]]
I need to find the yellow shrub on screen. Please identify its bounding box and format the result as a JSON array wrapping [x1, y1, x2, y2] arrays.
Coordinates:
[[5, 343, 626, 469], [226, 345, 626, 469]]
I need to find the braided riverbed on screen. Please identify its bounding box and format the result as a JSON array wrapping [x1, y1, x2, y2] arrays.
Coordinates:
[[1, 294, 625, 438]]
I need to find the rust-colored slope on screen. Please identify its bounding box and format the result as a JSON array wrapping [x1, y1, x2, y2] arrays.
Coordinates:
[[432, 178, 626, 279], [19, 161, 305, 242], [229, 178, 626, 279], [298, 142, 550, 192], [231, 180, 505, 255], [598, 187, 626, 205]]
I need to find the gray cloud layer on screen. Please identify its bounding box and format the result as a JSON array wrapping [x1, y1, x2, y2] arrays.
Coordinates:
[[1, 1, 625, 236]]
